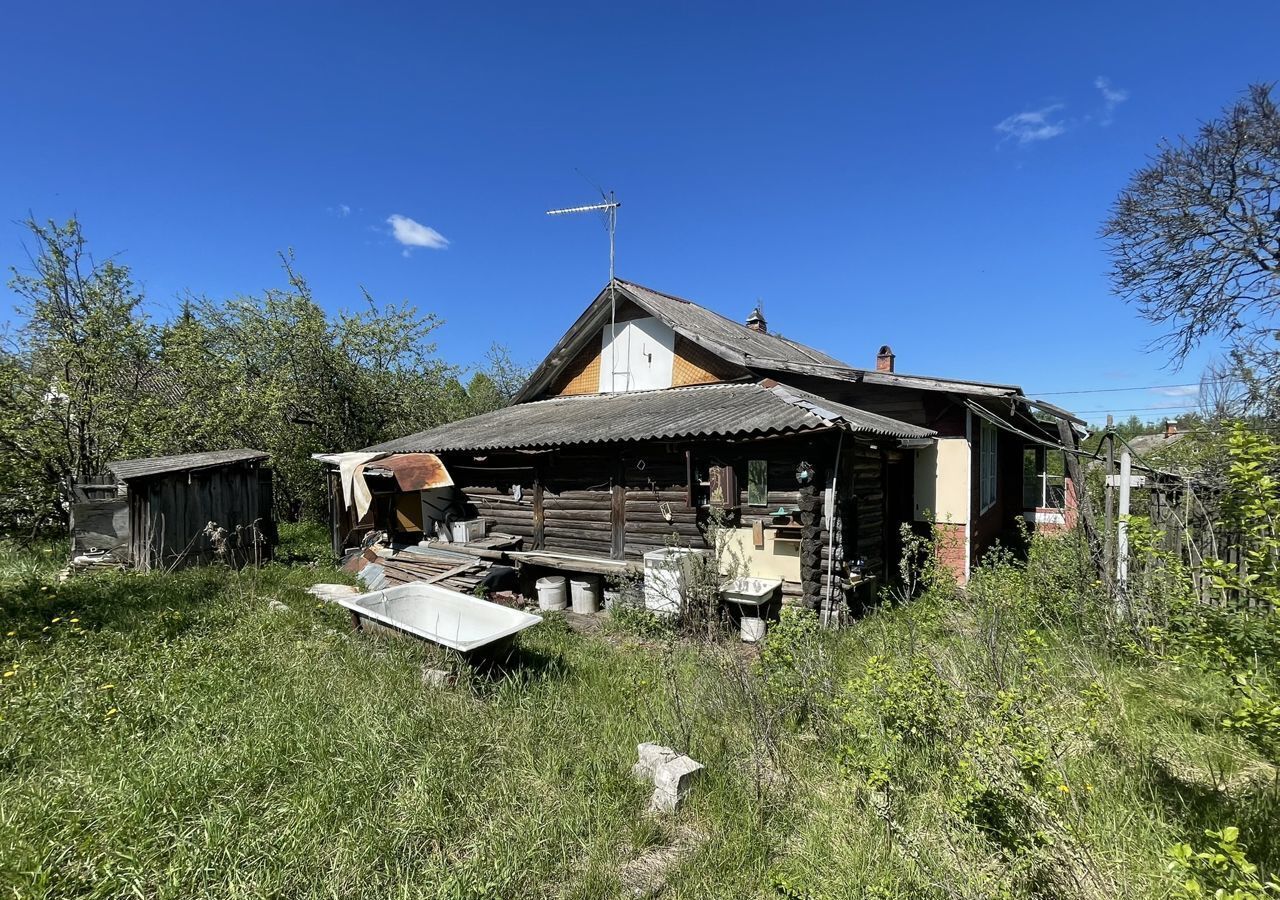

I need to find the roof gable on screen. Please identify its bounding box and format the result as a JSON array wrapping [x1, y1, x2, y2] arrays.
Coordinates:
[[512, 279, 1042, 407], [513, 279, 849, 403]]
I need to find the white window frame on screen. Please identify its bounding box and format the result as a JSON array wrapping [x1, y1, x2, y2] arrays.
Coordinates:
[[980, 420, 998, 514]]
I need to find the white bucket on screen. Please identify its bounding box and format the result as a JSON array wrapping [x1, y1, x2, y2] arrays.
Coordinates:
[[570, 576, 600, 614], [536, 576, 568, 611], [740, 616, 767, 643]]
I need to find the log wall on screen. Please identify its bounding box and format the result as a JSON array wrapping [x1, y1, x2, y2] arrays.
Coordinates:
[[451, 463, 538, 544]]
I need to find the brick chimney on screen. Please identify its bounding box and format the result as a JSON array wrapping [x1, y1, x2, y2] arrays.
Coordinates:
[[745, 307, 767, 334], [1164, 419, 1177, 438], [876, 344, 895, 373]]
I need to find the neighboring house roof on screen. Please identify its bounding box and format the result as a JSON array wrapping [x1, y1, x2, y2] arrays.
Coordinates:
[[1126, 430, 1187, 457], [512, 279, 1041, 405], [108, 449, 268, 481], [366, 381, 933, 454]]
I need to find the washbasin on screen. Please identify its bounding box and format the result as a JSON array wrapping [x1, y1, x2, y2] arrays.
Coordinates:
[[719, 577, 782, 643], [720, 577, 782, 607]]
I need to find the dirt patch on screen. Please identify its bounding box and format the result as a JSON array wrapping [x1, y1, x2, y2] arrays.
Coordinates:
[[618, 824, 706, 898]]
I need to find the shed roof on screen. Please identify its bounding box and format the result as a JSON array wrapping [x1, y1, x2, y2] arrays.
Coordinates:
[[366, 381, 933, 454], [107, 449, 268, 481]]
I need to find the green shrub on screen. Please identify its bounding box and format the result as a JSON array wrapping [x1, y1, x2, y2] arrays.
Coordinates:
[[1222, 673, 1280, 760], [1168, 827, 1280, 899]]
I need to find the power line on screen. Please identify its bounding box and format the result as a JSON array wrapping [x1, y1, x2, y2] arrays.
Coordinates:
[[1071, 403, 1202, 414], [1029, 376, 1240, 396]]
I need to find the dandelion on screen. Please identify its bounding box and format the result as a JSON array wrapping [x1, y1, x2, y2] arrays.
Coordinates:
[[70, 618, 79, 624], [105, 708, 118, 717], [3, 672, 13, 678], [1085, 783, 1094, 792], [1057, 784, 1070, 794], [5, 631, 14, 637]]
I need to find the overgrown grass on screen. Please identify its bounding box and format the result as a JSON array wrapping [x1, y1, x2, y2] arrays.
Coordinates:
[[1, 533, 1277, 898]]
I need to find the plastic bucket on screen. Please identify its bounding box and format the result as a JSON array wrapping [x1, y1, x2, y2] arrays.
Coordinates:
[[536, 576, 568, 611], [570, 576, 600, 614], [740, 616, 767, 643]]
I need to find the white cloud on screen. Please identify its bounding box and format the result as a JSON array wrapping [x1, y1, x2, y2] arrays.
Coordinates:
[[338, 203, 351, 217], [1094, 76, 1129, 124], [386, 214, 449, 253], [995, 104, 1068, 145], [1151, 384, 1198, 398]]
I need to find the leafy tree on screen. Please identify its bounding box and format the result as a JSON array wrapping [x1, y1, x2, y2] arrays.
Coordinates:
[[465, 343, 530, 415], [2, 218, 163, 529], [2, 219, 521, 532], [1104, 84, 1280, 370], [159, 254, 472, 520]]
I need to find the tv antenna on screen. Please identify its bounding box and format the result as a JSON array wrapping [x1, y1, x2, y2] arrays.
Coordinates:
[[547, 191, 627, 388]]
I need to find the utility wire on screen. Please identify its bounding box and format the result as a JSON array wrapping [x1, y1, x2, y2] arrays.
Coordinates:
[[1071, 404, 1203, 414], [1029, 376, 1240, 396]]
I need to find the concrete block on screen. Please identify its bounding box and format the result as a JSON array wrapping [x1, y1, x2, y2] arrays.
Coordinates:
[[632, 742, 680, 782], [649, 755, 704, 813], [421, 667, 452, 688], [307, 583, 360, 603]]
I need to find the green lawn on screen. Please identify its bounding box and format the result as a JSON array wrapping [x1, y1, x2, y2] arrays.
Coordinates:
[[1, 535, 1276, 899]]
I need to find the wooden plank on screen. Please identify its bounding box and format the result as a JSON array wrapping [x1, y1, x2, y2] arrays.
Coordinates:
[[70, 499, 129, 555]]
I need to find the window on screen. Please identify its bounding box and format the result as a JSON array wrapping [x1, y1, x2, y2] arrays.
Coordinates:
[[980, 420, 998, 513], [747, 460, 768, 506]]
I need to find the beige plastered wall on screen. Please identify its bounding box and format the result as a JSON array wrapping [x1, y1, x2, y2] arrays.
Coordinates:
[[913, 437, 970, 524]]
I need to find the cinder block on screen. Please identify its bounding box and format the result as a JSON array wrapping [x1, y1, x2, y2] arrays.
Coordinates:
[[649, 755, 704, 813], [632, 742, 680, 782]]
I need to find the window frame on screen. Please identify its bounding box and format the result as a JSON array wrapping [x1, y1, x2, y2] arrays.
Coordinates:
[[980, 420, 998, 514]]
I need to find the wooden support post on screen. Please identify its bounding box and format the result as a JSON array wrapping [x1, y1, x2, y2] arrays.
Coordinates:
[[1104, 414, 1114, 584], [1056, 416, 1104, 579], [1116, 448, 1131, 590], [532, 477, 545, 551], [328, 468, 344, 562], [611, 459, 626, 560]]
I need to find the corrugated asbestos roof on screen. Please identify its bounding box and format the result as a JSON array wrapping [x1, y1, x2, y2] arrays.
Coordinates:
[[616, 280, 849, 368], [511, 278, 1040, 405], [366, 382, 933, 454], [107, 448, 268, 481]]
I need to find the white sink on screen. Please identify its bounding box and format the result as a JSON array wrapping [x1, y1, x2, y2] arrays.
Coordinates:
[[720, 577, 782, 607]]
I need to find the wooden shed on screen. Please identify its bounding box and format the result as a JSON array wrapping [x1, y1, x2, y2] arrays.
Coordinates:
[[70, 449, 275, 571]]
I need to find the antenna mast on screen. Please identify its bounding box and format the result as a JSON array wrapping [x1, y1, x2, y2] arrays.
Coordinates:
[[547, 191, 624, 388]]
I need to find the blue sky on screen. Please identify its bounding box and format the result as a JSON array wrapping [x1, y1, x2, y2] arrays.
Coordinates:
[[1, 2, 1273, 423]]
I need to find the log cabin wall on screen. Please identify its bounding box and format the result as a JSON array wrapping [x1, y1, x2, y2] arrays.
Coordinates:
[[434, 431, 902, 612], [447, 457, 539, 545], [540, 451, 619, 558]]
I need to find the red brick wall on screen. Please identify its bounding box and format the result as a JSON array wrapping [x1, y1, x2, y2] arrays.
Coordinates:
[[933, 522, 967, 583]]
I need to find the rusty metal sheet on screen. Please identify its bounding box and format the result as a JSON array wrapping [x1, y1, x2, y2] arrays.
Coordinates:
[[363, 453, 454, 491]]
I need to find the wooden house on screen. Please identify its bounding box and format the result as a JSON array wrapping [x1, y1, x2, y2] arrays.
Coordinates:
[[70, 449, 275, 571], [325, 280, 1083, 616]]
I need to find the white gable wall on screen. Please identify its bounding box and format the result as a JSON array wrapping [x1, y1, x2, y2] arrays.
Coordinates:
[[598, 316, 675, 393]]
